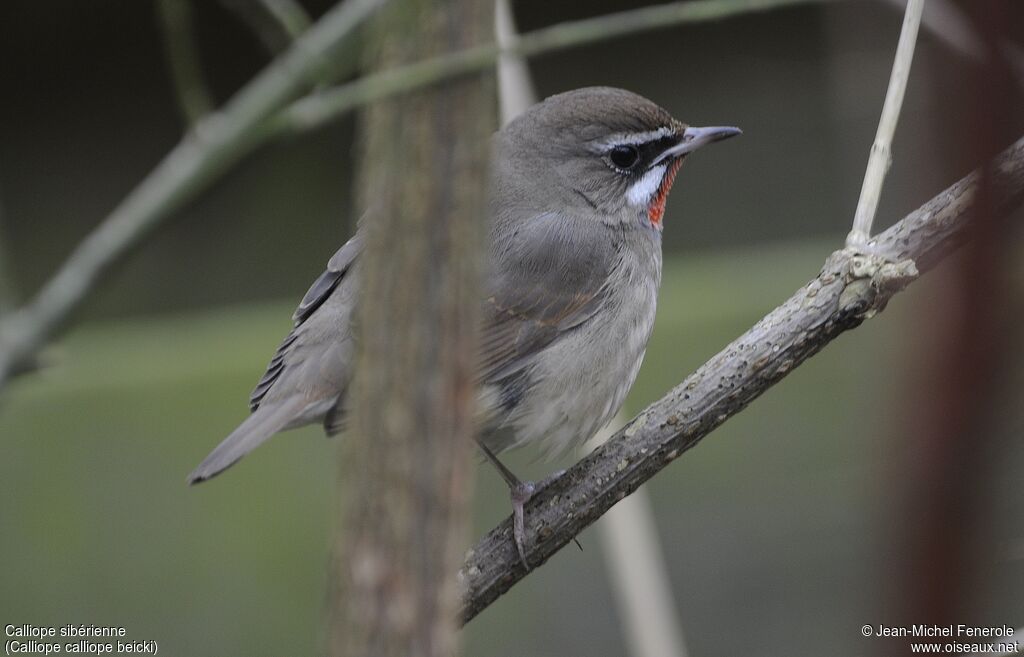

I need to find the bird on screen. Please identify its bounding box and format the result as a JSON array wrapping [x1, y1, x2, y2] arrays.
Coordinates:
[[188, 86, 740, 566]]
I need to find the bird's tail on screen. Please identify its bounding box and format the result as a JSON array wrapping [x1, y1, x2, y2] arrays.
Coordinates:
[[188, 397, 305, 484]]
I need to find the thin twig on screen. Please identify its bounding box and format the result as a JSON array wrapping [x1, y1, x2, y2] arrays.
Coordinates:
[[880, 0, 981, 62], [0, 0, 826, 392], [878, 0, 1024, 83], [219, 0, 312, 54], [459, 135, 1024, 624], [0, 0, 388, 390], [270, 0, 831, 135], [0, 198, 17, 316], [220, 0, 357, 87], [586, 415, 691, 657], [256, 0, 311, 40], [846, 0, 926, 247], [494, 0, 536, 126], [156, 0, 215, 127]]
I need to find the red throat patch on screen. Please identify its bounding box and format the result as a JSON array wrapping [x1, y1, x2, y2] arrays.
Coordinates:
[[648, 159, 683, 228]]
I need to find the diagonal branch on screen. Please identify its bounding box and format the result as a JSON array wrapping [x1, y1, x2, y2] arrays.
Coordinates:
[[0, 0, 388, 390], [458, 134, 1024, 624], [0, 0, 827, 394], [271, 0, 830, 136], [218, 0, 311, 54]]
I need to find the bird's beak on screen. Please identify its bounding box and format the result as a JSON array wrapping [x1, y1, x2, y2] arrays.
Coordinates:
[[652, 125, 742, 166]]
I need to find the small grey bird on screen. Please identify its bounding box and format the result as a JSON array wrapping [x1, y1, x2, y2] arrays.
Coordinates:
[[189, 87, 739, 565]]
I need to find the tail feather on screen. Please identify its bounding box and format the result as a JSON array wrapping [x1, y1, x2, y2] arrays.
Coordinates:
[[188, 397, 305, 484]]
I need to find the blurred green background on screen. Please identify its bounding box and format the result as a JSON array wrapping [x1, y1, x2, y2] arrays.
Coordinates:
[[1, 1, 1022, 656]]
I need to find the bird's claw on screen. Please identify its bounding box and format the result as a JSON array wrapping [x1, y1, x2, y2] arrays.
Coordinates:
[[508, 469, 566, 570]]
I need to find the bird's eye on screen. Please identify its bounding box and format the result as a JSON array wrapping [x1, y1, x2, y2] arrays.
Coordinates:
[[609, 145, 640, 170]]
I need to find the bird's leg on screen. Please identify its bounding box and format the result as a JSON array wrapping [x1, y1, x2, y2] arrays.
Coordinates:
[[476, 441, 531, 568], [477, 440, 564, 569]]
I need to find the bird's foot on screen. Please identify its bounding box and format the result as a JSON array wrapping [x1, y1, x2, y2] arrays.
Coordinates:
[[509, 469, 565, 570]]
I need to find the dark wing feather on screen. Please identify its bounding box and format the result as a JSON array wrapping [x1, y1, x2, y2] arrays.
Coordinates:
[[249, 235, 363, 411], [293, 235, 363, 324], [478, 213, 616, 385], [248, 331, 298, 410]]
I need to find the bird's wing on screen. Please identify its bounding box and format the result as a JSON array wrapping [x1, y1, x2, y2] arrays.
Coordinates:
[[249, 234, 363, 411], [479, 212, 617, 385], [292, 235, 363, 324], [250, 213, 616, 409]]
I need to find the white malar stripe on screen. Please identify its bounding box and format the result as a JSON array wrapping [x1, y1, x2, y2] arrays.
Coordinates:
[[626, 165, 666, 206]]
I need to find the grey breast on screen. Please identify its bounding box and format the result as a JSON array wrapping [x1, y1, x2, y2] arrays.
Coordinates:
[[477, 215, 662, 457]]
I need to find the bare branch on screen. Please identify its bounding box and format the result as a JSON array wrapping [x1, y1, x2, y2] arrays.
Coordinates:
[[219, 0, 312, 54], [0, 0, 387, 390], [878, 0, 1024, 83], [881, 0, 982, 62], [253, 0, 311, 41], [0, 0, 822, 393], [494, 0, 536, 126], [271, 0, 831, 135], [586, 416, 692, 657], [846, 0, 925, 247], [0, 197, 16, 315], [156, 0, 215, 126], [458, 135, 1024, 624]]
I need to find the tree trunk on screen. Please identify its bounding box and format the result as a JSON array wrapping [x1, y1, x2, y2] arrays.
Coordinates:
[[329, 2, 493, 657]]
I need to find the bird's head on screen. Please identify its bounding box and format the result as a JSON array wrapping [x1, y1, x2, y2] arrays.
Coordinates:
[[495, 87, 740, 230]]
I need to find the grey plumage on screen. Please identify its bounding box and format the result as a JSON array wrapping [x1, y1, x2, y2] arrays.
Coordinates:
[[189, 236, 362, 482], [188, 87, 739, 484]]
